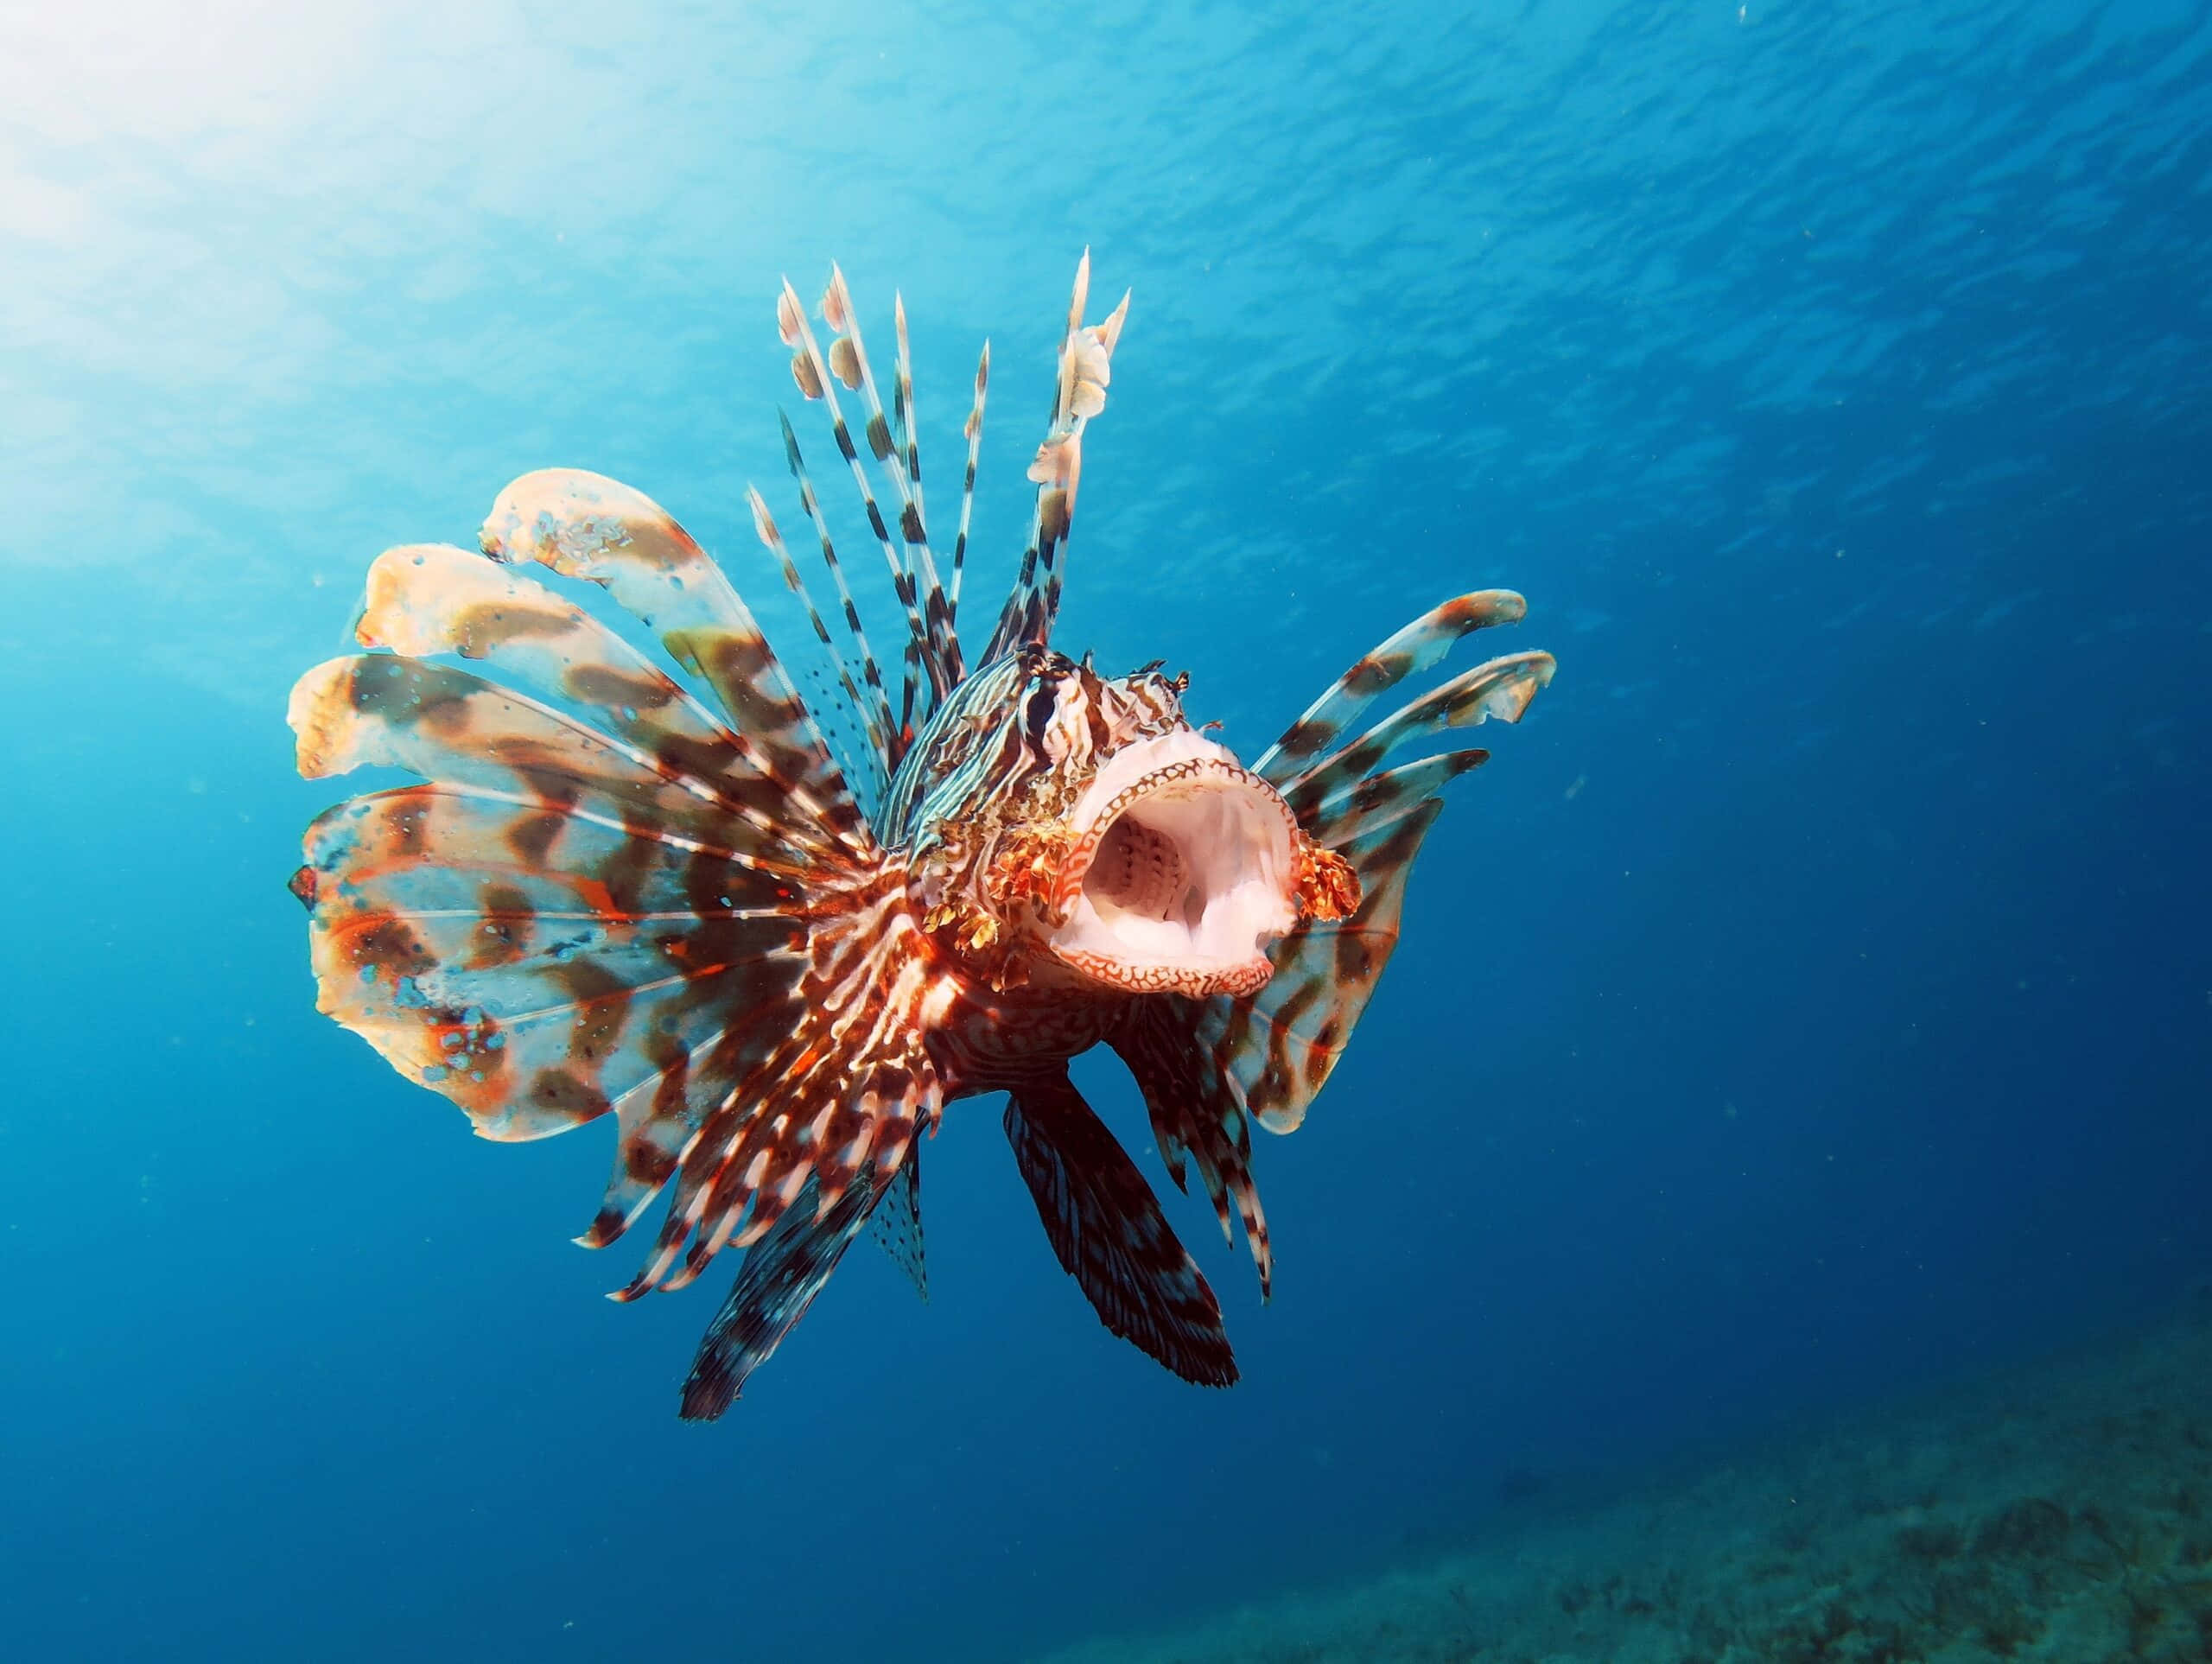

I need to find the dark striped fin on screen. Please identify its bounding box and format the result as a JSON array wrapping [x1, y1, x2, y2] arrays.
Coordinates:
[[680, 1172, 882, 1419], [1100, 801, 1451, 1260], [1305, 749, 1491, 845], [898, 634, 922, 755], [290, 652, 836, 868], [1004, 1071, 1237, 1387], [820, 265, 931, 589], [1101, 597, 1554, 1290], [892, 295, 926, 552], [290, 524, 940, 1331], [739, 484, 885, 778], [286, 592, 838, 1250], [292, 779, 808, 1153], [1276, 649, 1554, 819], [825, 270, 960, 721], [890, 293, 944, 660], [612, 879, 944, 1304], [949, 340, 989, 632], [982, 251, 1131, 663], [792, 271, 959, 718], [771, 410, 898, 765], [344, 542, 845, 862], [1255, 590, 1531, 784], [296, 479, 968, 1408], [776, 279, 941, 720], [1205, 803, 1446, 1137], [289, 531, 859, 1251]]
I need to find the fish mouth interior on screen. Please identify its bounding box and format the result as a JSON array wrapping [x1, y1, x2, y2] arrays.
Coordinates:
[[1046, 734, 1297, 997]]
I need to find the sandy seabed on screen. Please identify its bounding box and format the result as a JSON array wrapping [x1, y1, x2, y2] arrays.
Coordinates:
[[1043, 1299, 2212, 1663]]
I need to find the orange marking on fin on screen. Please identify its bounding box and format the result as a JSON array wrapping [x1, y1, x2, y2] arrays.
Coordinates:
[[570, 877, 626, 921]]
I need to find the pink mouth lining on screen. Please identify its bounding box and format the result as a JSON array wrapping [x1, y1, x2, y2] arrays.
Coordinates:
[[1045, 733, 1300, 998]]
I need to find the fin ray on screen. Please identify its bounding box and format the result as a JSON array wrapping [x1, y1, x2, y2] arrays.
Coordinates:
[[1255, 591, 1533, 784], [289, 653, 839, 865], [1276, 650, 1554, 818], [982, 251, 1131, 661], [778, 276, 953, 720]]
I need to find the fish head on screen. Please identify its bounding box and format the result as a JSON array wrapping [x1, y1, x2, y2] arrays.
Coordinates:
[[911, 647, 1357, 998]]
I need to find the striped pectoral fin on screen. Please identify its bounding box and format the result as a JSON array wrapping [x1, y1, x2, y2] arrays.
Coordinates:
[[679, 1172, 883, 1420], [1255, 590, 1535, 786], [1214, 798, 1447, 1137], [1003, 1072, 1237, 1388], [349, 542, 858, 854], [286, 643, 837, 1160], [289, 652, 832, 868], [476, 467, 868, 848], [294, 782, 814, 1155], [1277, 649, 1553, 822], [1193, 594, 1555, 1141]]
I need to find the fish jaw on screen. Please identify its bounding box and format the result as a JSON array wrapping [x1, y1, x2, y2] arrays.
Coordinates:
[[1023, 729, 1322, 999]]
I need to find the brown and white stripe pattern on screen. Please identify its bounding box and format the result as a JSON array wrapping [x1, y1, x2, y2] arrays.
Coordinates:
[[289, 253, 1558, 1416]]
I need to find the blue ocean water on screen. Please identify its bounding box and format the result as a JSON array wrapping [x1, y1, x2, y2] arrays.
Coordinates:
[[2, 1, 2207, 1659]]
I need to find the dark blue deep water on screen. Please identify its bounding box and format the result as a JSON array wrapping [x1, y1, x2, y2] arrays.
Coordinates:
[[3, 3, 2208, 1660]]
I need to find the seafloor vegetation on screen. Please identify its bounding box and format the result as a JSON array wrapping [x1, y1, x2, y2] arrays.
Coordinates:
[[1045, 1298, 2212, 1663]]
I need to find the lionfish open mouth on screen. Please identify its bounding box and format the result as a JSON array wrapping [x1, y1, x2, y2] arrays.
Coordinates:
[[1046, 730, 1300, 997]]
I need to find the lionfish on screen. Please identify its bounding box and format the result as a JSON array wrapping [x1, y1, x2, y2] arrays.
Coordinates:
[[288, 254, 1554, 1419]]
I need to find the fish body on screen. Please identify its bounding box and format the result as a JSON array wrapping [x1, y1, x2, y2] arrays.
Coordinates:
[[289, 255, 1554, 1417]]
